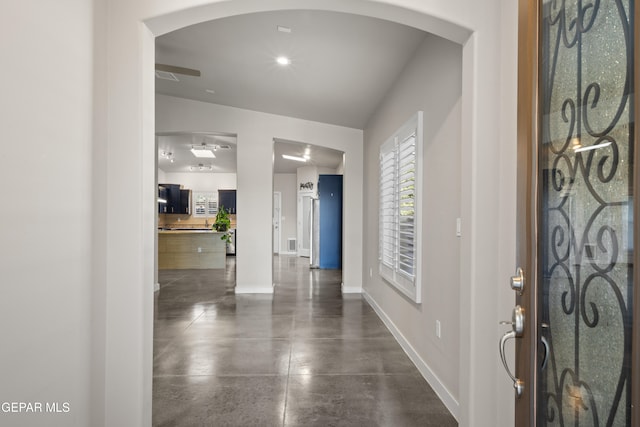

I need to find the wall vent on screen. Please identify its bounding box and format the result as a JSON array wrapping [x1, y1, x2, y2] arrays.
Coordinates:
[[287, 238, 297, 252]]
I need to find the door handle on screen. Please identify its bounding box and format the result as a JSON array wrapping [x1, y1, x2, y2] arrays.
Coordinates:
[[499, 330, 525, 397], [499, 305, 525, 397], [540, 335, 550, 371]]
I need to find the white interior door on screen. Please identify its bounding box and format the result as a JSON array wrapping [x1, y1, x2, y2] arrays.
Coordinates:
[[273, 191, 281, 254], [297, 192, 313, 257]]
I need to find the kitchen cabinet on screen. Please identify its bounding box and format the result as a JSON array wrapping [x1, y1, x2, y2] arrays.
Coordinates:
[[218, 189, 236, 214], [180, 189, 191, 215], [159, 184, 191, 214], [158, 185, 168, 213]]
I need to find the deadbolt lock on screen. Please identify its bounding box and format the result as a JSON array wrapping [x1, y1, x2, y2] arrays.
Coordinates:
[[510, 267, 525, 294]]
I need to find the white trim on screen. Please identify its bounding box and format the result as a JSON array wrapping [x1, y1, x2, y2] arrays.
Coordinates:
[[363, 290, 459, 421], [278, 251, 297, 255], [234, 286, 274, 294], [341, 284, 362, 293], [297, 191, 314, 257], [273, 191, 282, 254], [378, 111, 423, 303]]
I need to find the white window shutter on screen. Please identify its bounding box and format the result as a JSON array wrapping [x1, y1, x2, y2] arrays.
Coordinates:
[[378, 111, 422, 303]]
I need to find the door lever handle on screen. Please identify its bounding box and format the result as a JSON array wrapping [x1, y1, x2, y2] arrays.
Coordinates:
[[540, 335, 550, 371], [499, 330, 524, 397]]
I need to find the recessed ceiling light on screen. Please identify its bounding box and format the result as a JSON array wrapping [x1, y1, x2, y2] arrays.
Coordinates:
[[282, 154, 307, 162], [276, 56, 291, 66], [205, 89, 215, 94], [277, 25, 292, 33]]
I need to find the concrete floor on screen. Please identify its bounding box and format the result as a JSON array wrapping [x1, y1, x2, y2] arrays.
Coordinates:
[[153, 255, 457, 426]]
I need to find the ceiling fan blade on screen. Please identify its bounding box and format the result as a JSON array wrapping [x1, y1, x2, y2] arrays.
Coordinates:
[[155, 63, 201, 77]]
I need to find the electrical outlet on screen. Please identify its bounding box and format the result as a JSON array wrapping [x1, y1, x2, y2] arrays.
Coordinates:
[[436, 320, 441, 338], [197, 247, 202, 253]]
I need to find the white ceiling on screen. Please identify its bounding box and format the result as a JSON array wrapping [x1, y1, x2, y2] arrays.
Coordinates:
[[155, 10, 428, 173]]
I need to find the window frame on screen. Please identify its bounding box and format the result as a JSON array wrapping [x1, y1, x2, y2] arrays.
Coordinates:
[[378, 111, 423, 303]]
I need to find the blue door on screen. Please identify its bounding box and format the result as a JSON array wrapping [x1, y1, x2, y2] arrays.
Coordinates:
[[318, 175, 342, 269]]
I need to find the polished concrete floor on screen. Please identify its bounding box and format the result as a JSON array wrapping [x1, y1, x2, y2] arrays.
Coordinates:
[[153, 255, 457, 426]]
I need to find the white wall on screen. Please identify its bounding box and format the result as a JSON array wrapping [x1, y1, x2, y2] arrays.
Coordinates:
[[0, 1, 99, 426], [156, 95, 364, 295], [160, 172, 236, 192], [157, 168, 167, 183], [274, 174, 297, 252], [363, 33, 462, 415]]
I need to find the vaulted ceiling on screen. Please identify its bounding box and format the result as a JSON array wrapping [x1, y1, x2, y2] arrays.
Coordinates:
[[155, 9, 428, 172]]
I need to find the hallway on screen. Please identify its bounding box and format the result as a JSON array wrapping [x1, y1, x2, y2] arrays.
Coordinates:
[[153, 255, 457, 426]]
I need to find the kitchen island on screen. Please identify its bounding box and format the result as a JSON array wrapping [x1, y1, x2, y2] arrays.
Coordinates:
[[158, 230, 227, 269]]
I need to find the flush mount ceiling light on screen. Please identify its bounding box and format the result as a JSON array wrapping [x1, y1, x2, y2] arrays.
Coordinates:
[[191, 143, 216, 158], [276, 56, 291, 66], [282, 154, 307, 162], [189, 163, 214, 171]]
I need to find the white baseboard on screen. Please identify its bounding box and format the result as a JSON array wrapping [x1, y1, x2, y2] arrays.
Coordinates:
[[278, 251, 297, 255], [154, 283, 160, 292], [363, 290, 459, 421], [341, 283, 362, 293], [235, 285, 274, 294]]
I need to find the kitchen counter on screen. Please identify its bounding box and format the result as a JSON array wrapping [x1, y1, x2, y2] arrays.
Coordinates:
[[158, 230, 227, 269]]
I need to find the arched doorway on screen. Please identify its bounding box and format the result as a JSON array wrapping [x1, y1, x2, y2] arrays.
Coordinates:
[[103, 1, 516, 426]]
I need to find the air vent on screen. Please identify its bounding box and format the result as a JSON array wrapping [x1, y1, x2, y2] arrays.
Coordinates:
[[155, 70, 179, 81], [287, 238, 297, 252], [217, 145, 232, 150]]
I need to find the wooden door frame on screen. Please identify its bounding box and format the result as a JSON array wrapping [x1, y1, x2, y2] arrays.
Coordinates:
[[516, 0, 640, 425], [515, 0, 539, 424]]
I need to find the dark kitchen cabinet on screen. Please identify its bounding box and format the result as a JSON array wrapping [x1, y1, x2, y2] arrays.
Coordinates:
[[159, 184, 191, 214], [158, 185, 168, 213], [218, 190, 236, 214], [180, 189, 191, 215]]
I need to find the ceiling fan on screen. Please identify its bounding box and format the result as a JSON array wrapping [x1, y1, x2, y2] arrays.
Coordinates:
[[155, 63, 201, 78]]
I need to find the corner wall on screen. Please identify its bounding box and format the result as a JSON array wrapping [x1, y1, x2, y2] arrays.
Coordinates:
[[362, 34, 463, 415], [1, 1, 98, 426]]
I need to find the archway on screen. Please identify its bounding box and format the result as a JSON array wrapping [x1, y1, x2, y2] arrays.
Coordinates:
[[103, 1, 516, 425]]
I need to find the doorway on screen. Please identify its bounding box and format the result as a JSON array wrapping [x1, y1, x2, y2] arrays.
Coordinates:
[[119, 2, 498, 426], [297, 191, 313, 257]]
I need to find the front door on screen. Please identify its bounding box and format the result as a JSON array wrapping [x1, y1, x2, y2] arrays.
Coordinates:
[[509, 0, 638, 425]]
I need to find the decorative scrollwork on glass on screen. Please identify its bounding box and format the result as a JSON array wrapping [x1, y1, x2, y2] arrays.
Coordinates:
[[539, 0, 634, 425]]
